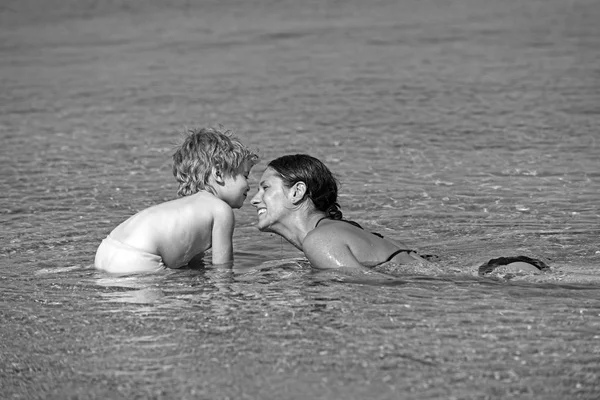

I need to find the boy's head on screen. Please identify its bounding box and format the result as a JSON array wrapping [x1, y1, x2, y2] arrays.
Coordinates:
[[172, 127, 259, 197]]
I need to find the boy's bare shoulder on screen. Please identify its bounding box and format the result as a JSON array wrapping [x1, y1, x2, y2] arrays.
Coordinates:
[[168, 191, 226, 207], [185, 192, 233, 220], [144, 192, 232, 223], [208, 196, 234, 220]]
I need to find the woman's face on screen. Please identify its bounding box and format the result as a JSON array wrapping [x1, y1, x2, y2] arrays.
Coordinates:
[[250, 167, 292, 232]]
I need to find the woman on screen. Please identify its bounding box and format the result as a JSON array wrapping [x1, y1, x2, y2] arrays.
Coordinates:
[[251, 154, 548, 274]]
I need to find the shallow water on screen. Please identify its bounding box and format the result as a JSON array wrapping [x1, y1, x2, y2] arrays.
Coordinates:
[[1, 0, 600, 398]]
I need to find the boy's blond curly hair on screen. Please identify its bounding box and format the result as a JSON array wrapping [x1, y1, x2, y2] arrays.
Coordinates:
[[172, 127, 259, 196]]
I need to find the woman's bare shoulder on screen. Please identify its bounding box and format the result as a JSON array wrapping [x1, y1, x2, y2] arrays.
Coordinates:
[[302, 223, 365, 269], [304, 220, 364, 249]]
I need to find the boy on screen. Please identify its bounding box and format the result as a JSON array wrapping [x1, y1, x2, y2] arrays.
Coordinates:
[[94, 127, 259, 274]]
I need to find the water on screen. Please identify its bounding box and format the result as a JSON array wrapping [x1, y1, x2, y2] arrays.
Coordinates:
[[1, 0, 599, 398]]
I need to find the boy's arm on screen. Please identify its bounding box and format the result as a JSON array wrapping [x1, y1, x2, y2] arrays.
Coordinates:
[[210, 204, 235, 265]]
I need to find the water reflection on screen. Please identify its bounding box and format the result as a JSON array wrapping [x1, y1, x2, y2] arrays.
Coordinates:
[[91, 256, 316, 309]]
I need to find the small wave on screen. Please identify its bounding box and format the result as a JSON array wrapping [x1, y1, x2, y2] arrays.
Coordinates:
[[34, 264, 89, 275]]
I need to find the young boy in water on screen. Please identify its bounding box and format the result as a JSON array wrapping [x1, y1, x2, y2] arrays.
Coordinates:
[[94, 127, 259, 274]]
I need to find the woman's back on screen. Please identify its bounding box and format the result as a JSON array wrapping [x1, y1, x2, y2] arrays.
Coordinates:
[[302, 218, 424, 269]]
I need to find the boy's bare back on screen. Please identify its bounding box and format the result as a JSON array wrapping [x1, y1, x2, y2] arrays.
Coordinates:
[[109, 191, 233, 269]]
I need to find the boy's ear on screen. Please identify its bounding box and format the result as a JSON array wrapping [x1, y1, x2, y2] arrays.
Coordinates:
[[213, 168, 225, 185], [290, 181, 307, 204]]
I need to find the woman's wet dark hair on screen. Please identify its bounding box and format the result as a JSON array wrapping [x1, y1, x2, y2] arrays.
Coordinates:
[[267, 154, 343, 219]]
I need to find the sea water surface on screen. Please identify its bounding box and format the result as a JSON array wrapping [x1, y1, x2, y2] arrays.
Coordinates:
[[1, 0, 599, 399]]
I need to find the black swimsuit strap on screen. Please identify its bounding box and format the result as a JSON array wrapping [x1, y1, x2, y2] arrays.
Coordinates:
[[314, 216, 330, 228], [385, 248, 415, 263], [315, 216, 385, 238], [315, 216, 364, 230]]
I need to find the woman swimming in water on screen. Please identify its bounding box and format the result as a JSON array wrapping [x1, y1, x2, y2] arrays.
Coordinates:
[[250, 154, 549, 274]]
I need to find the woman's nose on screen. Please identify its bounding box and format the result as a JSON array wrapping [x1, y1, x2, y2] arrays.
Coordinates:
[[250, 191, 260, 206]]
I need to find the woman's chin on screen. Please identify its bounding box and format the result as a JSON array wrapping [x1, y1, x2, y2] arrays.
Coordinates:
[[255, 220, 271, 232]]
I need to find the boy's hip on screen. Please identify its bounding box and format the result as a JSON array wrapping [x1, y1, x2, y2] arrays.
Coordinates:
[[94, 235, 166, 274]]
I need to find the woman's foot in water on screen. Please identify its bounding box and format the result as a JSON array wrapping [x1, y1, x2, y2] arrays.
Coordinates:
[[478, 256, 550, 276]]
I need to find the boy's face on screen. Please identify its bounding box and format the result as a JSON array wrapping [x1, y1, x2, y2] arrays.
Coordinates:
[[220, 162, 252, 209]]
